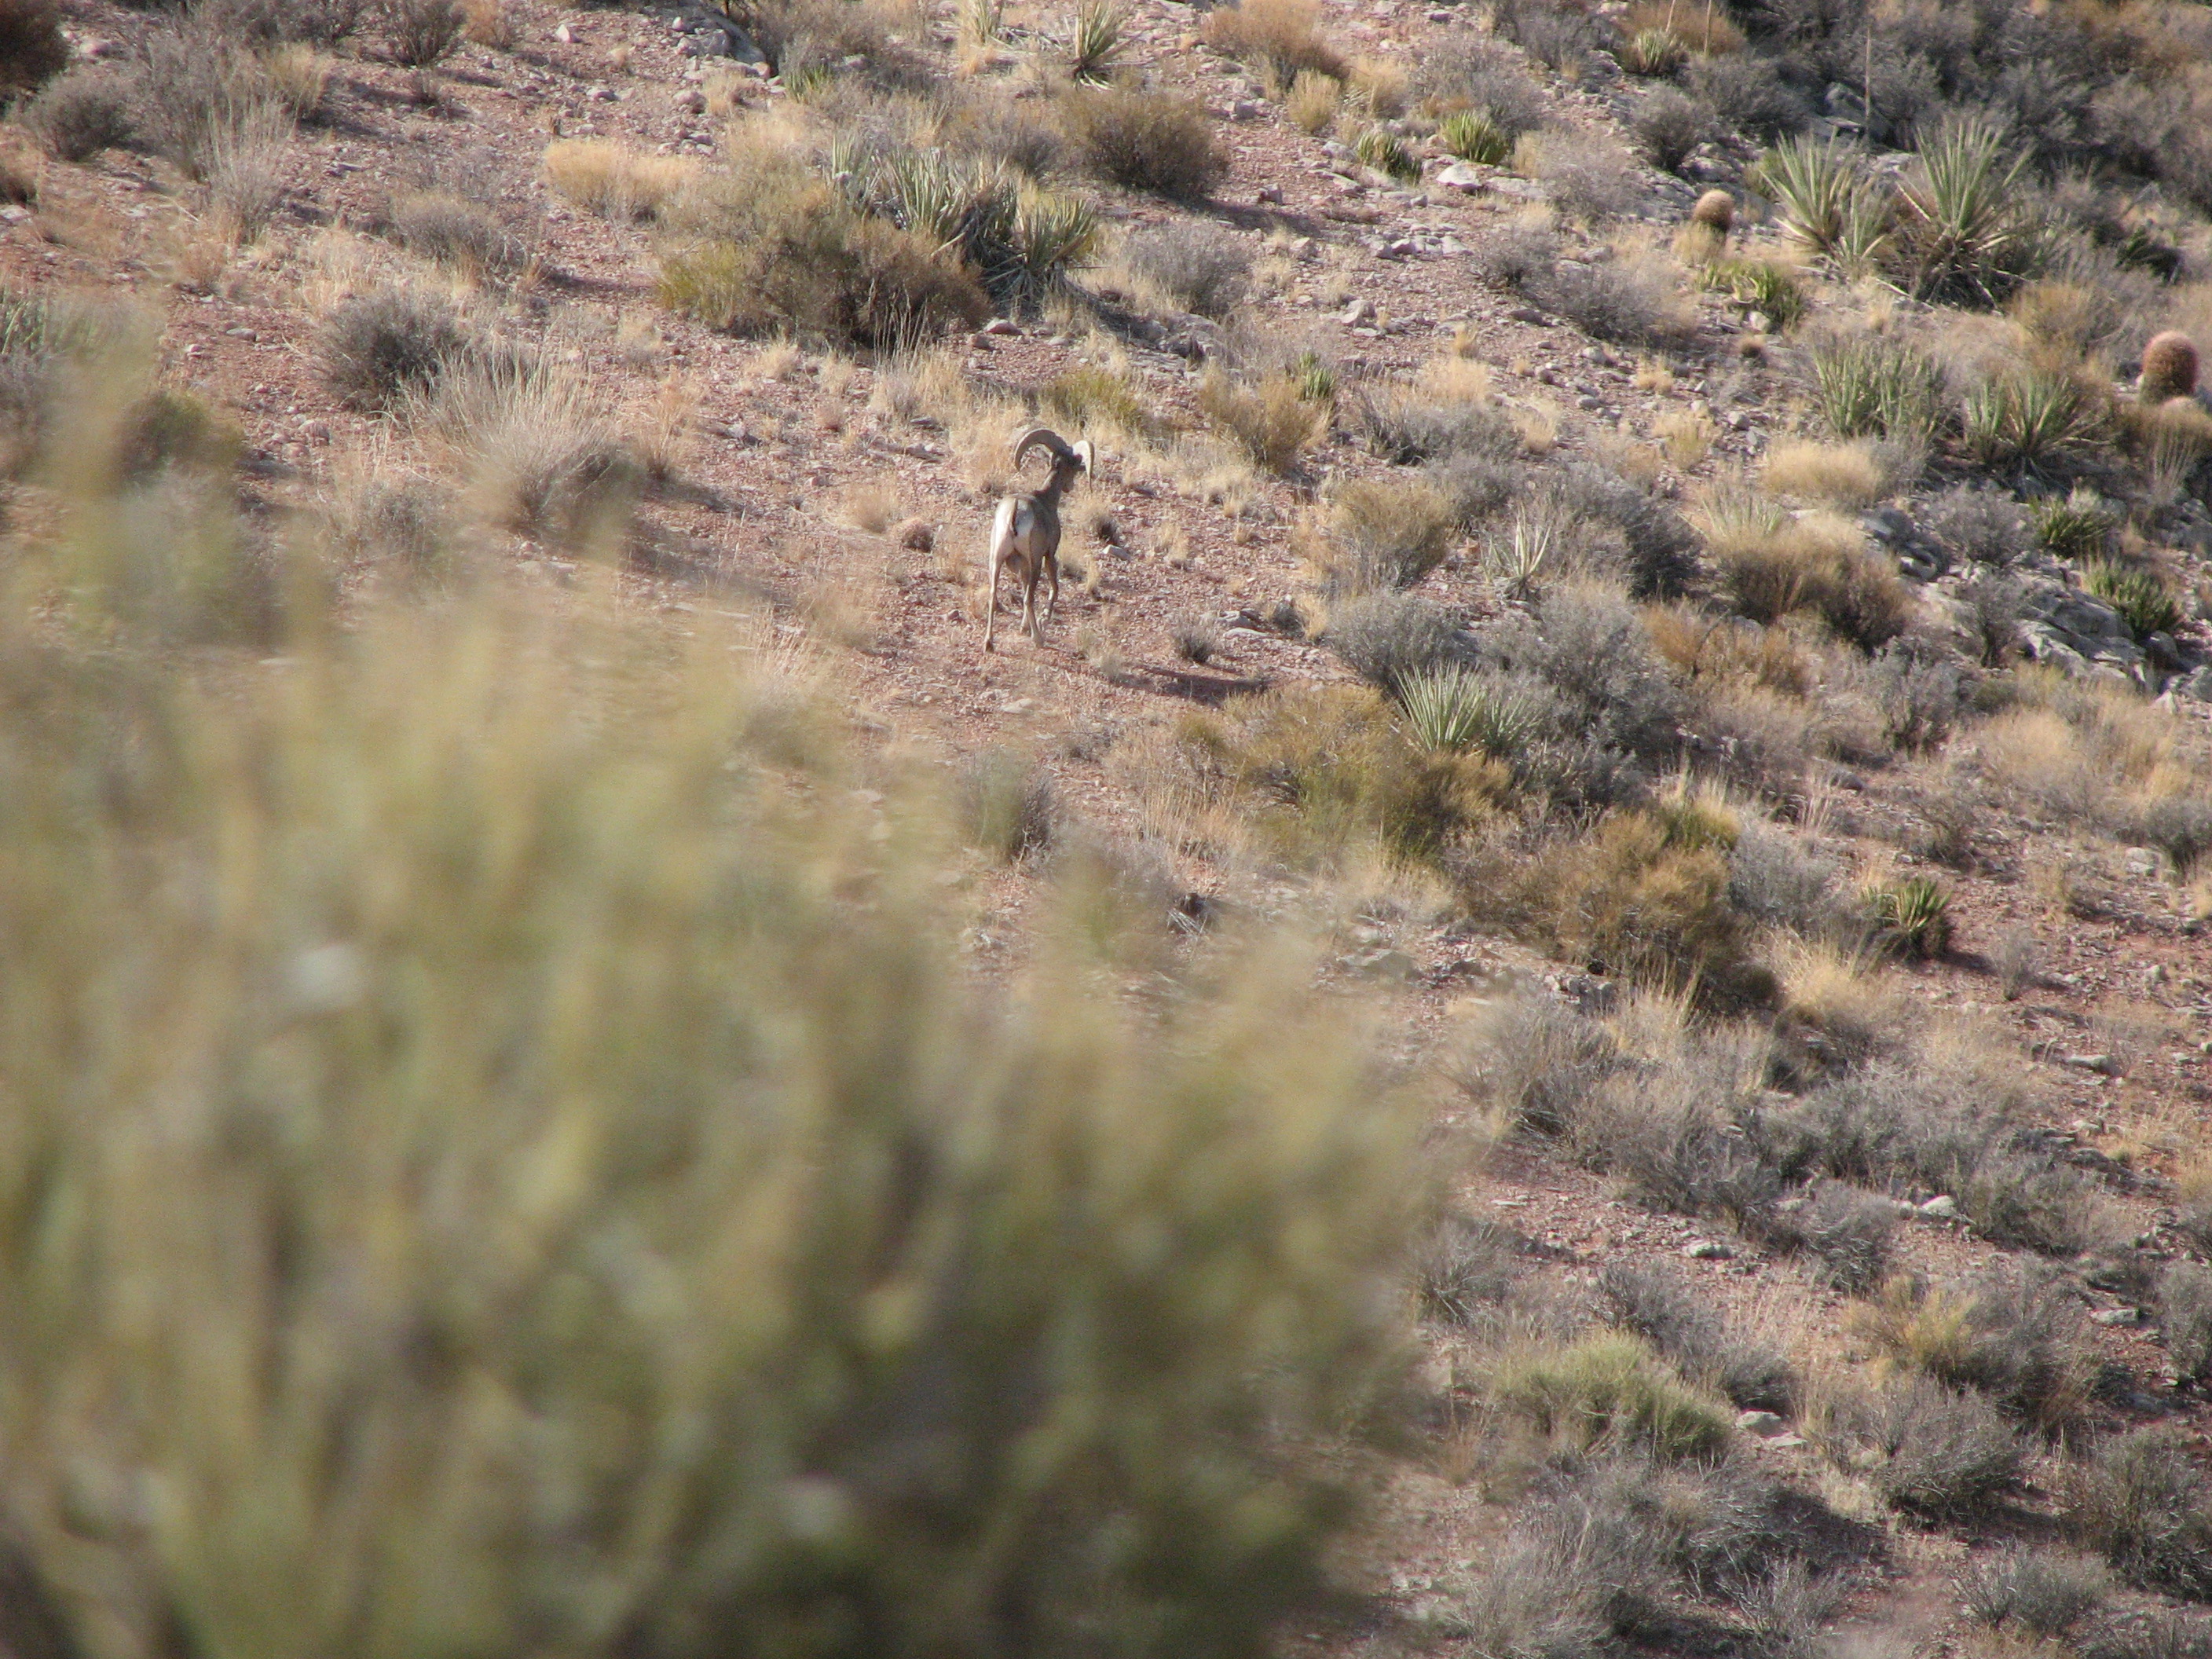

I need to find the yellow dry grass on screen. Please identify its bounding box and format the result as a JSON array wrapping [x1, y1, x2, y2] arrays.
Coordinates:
[[543, 139, 696, 221], [1761, 439, 1886, 507]]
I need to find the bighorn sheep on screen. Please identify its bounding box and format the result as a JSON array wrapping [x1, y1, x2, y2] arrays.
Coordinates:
[[983, 426, 1094, 652]]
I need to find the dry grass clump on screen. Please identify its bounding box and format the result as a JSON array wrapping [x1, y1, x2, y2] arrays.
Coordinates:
[[0, 374, 1437, 1659], [1977, 673, 2210, 861], [1200, 0, 1347, 89], [1197, 367, 1326, 477], [1485, 1331, 1736, 1461], [1518, 129, 1646, 225], [1695, 494, 1910, 652], [1761, 439, 1887, 508], [380, 0, 465, 66], [438, 357, 640, 549], [1473, 226, 1694, 349], [1599, 1262, 1794, 1412], [1531, 808, 1760, 1000], [384, 189, 528, 276], [1058, 86, 1224, 200], [544, 140, 695, 222], [1346, 357, 1518, 467], [1119, 222, 1251, 319], [1850, 1266, 2093, 1434]]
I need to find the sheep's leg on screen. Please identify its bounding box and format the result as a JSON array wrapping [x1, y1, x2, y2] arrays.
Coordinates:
[[983, 502, 1019, 654], [1041, 551, 1059, 635]]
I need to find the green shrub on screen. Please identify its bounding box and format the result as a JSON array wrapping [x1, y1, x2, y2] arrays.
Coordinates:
[[1352, 124, 1419, 182], [1438, 107, 1511, 163], [20, 64, 136, 160], [1960, 364, 2106, 473], [1059, 86, 1225, 199], [2085, 559, 2181, 640], [0, 461, 1434, 1659], [1867, 874, 1951, 958], [2070, 1429, 2212, 1601], [1487, 1332, 1735, 1462], [2031, 485, 2116, 561], [1807, 338, 1944, 441]]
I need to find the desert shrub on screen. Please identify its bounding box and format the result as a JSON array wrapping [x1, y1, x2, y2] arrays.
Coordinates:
[[2070, 1429, 2212, 1600], [1528, 463, 1699, 598], [1312, 475, 1456, 594], [1728, 822, 1839, 936], [129, 22, 276, 181], [1197, 368, 1324, 477], [1599, 1262, 1794, 1412], [2161, 1264, 2212, 1389], [108, 386, 241, 482], [0, 506, 1434, 1659], [1866, 873, 1951, 958], [201, 0, 368, 42], [1924, 483, 2029, 566], [1453, 994, 1622, 1142], [1471, 227, 1691, 349], [657, 156, 989, 348], [1962, 1548, 2111, 1638], [1122, 222, 1249, 320], [1488, 1333, 1735, 1462], [1414, 32, 1546, 135], [1536, 810, 1752, 996], [2031, 485, 2116, 560], [1174, 683, 1508, 866], [1819, 1379, 2020, 1519], [20, 65, 136, 162], [1700, 501, 1910, 653], [329, 475, 451, 577], [438, 359, 639, 548], [1773, 1181, 1895, 1292], [203, 99, 295, 239], [958, 748, 1060, 860], [1523, 130, 1644, 224], [1688, 51, 1809, 140], [2082, 1613, 2212, 1659], [318, 285, 478, 412], [1855, 1265, 2093, 1432], [0, 0, 64, 99], [1419, 1214, 1528, 1326], [1199, 0, 1346, 85], [1324, 591, 1467, 689], [1346, 375, 1518, 468], [2133, 791, 2212, 881], [1633, 86, 1715, 173], [386, 190, 526, 276], [1481, 584, 1686, 775], [1059, 86, 1223, 199], [1492, 0, 1604, 73], [380, 0, 463, 65]]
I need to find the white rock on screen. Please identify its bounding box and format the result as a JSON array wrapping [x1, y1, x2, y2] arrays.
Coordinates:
[[1737, 1411, 1787, 1437], [1917, 1195, 1959, 1220]]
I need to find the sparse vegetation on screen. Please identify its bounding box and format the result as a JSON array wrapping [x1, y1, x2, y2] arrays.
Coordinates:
[[379, 0, 463, 67], [1059, 86, 1224, 199], [318, 285, 478, 412], [2070, 1430, 2212, 1600]]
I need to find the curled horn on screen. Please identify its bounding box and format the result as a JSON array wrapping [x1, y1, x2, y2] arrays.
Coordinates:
[[1011, 425, 1075, 469]]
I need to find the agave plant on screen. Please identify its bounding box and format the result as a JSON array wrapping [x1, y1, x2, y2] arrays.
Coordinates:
[[2084, 559, 2182, 640], [1353, 125, 1421, 183], [1437, 108, 1511, 165], [2028, 486, 2115, 562], [1960, 365, 2105, 473], [1291, 349, 1337, 405], [1892, 118, 2037, 308], [1483, 507, 1557, 599], [1395, 668, 1540, 758], [1870, 875, 1952, 958], [1616, 25, 1686, 75], [958, 0, 1008, 46], [1005, 188, 1102, 304], [1068, 0, 1127, 85]]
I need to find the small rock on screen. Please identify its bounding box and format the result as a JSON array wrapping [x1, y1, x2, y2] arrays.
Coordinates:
[[2123, 848, 2160, 877], [981, 317, 1020, 336], [554, 20, 573, 41], [1737, 1410, 1787, 1437], [1230, 99, 1262, 119], [1342, 947, 1415, 981], [892, 517, 935, 552], [1918, 1195, 1959, 1220], [2064, 1053, 2117, 1075], [1435, 160, 1488, 191], [1340, 297, 1376, 324], [2092, 1308, 2144, 1328], [1506, 306, 1549, 325], [679, 89, 707, 114], [1683, 1240, 1733, 1260]]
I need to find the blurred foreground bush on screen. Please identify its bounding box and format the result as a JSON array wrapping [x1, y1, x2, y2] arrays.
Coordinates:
[[0, 355, 1425, 1659]]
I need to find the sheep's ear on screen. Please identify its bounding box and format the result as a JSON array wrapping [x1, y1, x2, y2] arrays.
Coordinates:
[[1074, 440, 1096, 475]]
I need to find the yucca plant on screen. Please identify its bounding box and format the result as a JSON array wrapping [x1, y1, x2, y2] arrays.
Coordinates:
[[1437, 107, 1511, 165], [1961, 365, 2105, 473], [1698, 258, 1806, 329], [1068, 0, 1127, 85], [1483, 506, 1557, 599], [1617, 24, 1686, 75], [1870, 874, 1954, 958], [1353, 125, 1420, 183], [2084, 558, 2182, 640], [1753, 135, 1867, 258], [1395, 667, 1540, 758], [2028, 486, 2115, 562], [1808, 337, 1944, 441], [1005, 185, 1101, 302], [1892, 118, 2037, 308], [958, 0, 1008, 47]]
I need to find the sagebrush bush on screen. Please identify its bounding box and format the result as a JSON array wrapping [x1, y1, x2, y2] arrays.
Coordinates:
[[2161, 1264, 2212, 1389], [20, 65, 136, 162], [1419, 1213, 1527, 1326], [1199, 0, 1346, 86], [318, 285, 478, 412], [386, 189, 526, 275], [0, 395, 1438, 1659], [1472, 228, 1692, 348], [1323, 591, 1466, 689], [2071, 1429, 2212, 1600], [380, 0, 463, 65], [1820, 1379, 2020, 1519], [1058, 86, 1223, 199], [1962, 1547, 2111, 1638], [1313, 475, 1456, 595], [1853, 1265, 2092, 1432], [1599, 1262, 1794, 1412], [1122, 222, 1250, 319]]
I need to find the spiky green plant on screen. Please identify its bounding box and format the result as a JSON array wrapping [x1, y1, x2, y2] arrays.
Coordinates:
[[2028, 486, 2115, 562], [1698, 258, 1806, 329], [959, 0, 1008, 47], [1483, 507, 1556, 599], [1961, 366, 2105, 472], [1892, 118, 2037, 308], [1007, 185, 1101, 300], [1069, 0, 1127, 85], [2084, 559, 2182, 640], [1393, 668, 1541, 759], [0, 358, 1437, 1659], [1292, 348, 1337, 404], [1353, 124, 1420, 183], [1437, 107, 1511, 165], [1870, 874, 1953, 958], [1808, 337, 1944, 441], [1617, 24, 1686, 75], [1752, 135, 1866, 258]]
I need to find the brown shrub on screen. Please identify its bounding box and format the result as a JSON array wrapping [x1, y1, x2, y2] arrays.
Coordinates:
[[1199, 0, 1346, 86], [0, 0, 65, 99], [1535, 809, 1761, 1002], [1197, 368, 1324, 476], [1058, 86, 1224, 199]]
